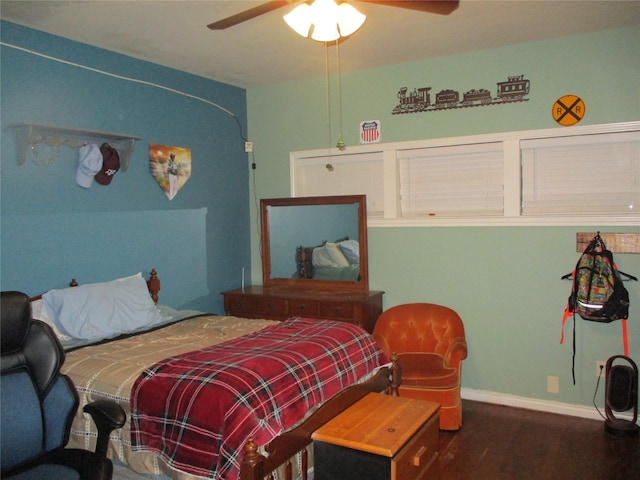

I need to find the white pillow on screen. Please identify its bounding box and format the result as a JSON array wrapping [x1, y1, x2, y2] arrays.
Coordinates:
[[30, 298, 72, 342], [312, 242, 350, 268], [114, 272, 143, 282], [31, 272, 143, 341], [42, 275, 162, 341]]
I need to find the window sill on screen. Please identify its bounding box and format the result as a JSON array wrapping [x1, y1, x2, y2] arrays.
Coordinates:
[[368, 215, 639, 228]]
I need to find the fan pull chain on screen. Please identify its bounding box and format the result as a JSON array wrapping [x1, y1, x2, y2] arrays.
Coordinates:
[[324, 42, 333, 157], [336, 39, 345, 150]]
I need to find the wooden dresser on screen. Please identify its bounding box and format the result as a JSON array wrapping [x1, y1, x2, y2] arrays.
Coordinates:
[[312, 393, 440, 480], [222, 286, 384, 333]]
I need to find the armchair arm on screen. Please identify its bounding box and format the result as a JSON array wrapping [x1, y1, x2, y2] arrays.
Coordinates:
[[444, 337, 468, 369], [83, 400, 126, 457]]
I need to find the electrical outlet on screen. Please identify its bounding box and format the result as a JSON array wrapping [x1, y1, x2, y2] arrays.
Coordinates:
[[547, 375, 559, 394], [244, 141, 253, 153], [597, 361, 606, 377]]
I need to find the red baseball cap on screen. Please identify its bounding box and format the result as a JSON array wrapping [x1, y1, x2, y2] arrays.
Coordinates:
[[95, 144, 120, 185]]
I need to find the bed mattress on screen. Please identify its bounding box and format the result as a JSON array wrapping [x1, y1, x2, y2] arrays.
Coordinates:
[[64, 314, 278, 479]]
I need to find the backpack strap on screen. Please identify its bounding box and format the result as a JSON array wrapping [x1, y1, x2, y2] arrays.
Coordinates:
[[615, 262, 631, 357], [560, 266, 578, 384], [560, 268, 577, 345], [572, 313, 576, 385], [562, 306, 629, 384], [560, 303, 572, 345], [622, 319, 629, 356]]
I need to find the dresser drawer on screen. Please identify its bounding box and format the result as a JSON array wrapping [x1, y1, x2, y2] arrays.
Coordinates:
[[225, 294, 286, 316], [255, 296, 287, 314], [225, 294, 260, 312], [287, 299, 319, 317], [319, 301, 356, 320], [392, 413, 439, 480]]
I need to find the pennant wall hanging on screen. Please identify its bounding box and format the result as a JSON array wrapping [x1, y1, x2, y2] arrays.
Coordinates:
[[149, 144, 191, 200]]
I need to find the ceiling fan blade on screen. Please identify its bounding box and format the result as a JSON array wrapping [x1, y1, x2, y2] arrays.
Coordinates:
[[207, 1, 295, 30], [207, 0, 458, 31], [359, 0, 460, 15]]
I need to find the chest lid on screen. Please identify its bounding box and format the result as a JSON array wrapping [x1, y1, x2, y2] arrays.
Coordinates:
[[312, 392, 439, 457]]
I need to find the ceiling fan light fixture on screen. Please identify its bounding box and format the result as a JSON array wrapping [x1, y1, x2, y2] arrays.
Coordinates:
[[336, 2, 366, 37], [284, 0, 366, 42], [311, 21, 341, 42], [283, 2, 313, 37]]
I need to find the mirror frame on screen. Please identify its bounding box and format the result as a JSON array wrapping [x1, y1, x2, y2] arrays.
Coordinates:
[[260, 195, 369, 292]]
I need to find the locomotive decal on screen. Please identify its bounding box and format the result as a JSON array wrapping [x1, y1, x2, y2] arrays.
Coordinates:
[[392, 75, 530, 114]]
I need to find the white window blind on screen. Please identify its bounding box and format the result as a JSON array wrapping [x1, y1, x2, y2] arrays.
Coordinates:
[[521, 131, 640, 215], [292, 151, 384, 215], [290, 121, 639, 226], [398, 143, 504, 217]]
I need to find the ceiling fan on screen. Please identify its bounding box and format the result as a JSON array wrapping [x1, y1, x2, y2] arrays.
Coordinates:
[[207, 0, 460, 31]]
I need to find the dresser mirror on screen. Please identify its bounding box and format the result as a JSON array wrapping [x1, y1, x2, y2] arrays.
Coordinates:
[[260, 195, 369, 291]]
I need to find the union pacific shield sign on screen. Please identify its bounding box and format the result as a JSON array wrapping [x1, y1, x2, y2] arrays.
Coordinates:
[[360, 120, 381, 144]]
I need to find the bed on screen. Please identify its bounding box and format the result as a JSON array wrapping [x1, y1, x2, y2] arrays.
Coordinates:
[[29, 270, 398, 480]]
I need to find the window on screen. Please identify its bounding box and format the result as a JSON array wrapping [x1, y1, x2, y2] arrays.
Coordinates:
[[291, 151, 384, 215], [290, 121, 639, 226], [521, 131, 639, 215], [398, 143, 504, 217]]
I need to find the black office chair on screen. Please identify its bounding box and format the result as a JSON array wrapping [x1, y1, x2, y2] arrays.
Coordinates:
[[1, 291, 126, 479]]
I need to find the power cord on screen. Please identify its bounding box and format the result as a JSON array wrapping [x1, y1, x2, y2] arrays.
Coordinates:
[[592, 364, 606, 420], [1, 40, 250, 152]]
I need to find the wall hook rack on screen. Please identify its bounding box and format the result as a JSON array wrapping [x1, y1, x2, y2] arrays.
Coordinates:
[[8, 122, 143, 170], [576, 232, 640, 254]]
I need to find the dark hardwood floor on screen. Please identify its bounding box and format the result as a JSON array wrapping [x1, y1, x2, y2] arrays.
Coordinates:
[[438, 400, 639, 480]]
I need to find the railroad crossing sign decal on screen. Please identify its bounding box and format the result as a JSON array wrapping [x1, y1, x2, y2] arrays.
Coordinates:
[[552, 95, 585, 126]]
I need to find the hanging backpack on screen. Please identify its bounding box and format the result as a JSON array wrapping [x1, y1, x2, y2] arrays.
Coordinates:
[[561, 233, 631, 384]]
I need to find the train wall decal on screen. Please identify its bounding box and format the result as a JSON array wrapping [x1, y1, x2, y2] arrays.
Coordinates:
[[392, 75, 530, 114]]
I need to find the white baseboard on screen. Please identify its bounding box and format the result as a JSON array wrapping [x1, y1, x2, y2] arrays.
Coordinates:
[[461, 387, 634, 422]]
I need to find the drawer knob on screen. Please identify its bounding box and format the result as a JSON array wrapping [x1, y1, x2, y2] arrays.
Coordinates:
[[413, 445, 429, 467]]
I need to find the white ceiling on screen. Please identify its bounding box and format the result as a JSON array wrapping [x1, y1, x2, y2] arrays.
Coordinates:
[[1, 1, 639, 89]]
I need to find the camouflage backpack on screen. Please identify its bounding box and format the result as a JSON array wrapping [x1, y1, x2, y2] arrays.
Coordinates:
[[561, 233, 630, 383]]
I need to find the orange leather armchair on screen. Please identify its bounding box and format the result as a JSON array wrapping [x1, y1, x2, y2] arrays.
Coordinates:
[[373, 303, 468, 430]]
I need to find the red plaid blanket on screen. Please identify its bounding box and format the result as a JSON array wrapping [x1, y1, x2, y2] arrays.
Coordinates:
[[130, 317, 388, 479]]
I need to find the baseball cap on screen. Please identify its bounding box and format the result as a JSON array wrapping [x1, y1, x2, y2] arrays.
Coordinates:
[[95, 144, 121, 185], [76, 143, 103, 188]]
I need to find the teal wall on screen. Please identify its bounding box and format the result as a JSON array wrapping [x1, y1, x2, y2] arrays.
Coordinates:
[[1, 22, 250, 312], [247, 26, 640, 408]]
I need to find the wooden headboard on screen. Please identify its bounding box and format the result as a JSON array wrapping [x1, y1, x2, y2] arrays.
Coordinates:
[[146, 269, 161, 304]]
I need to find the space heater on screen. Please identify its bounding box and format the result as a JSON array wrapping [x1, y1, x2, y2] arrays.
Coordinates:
[[604, 355, 639, 436]]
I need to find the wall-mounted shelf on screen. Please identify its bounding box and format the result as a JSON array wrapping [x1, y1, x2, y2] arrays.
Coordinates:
[[8, 123, 143, 170]]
